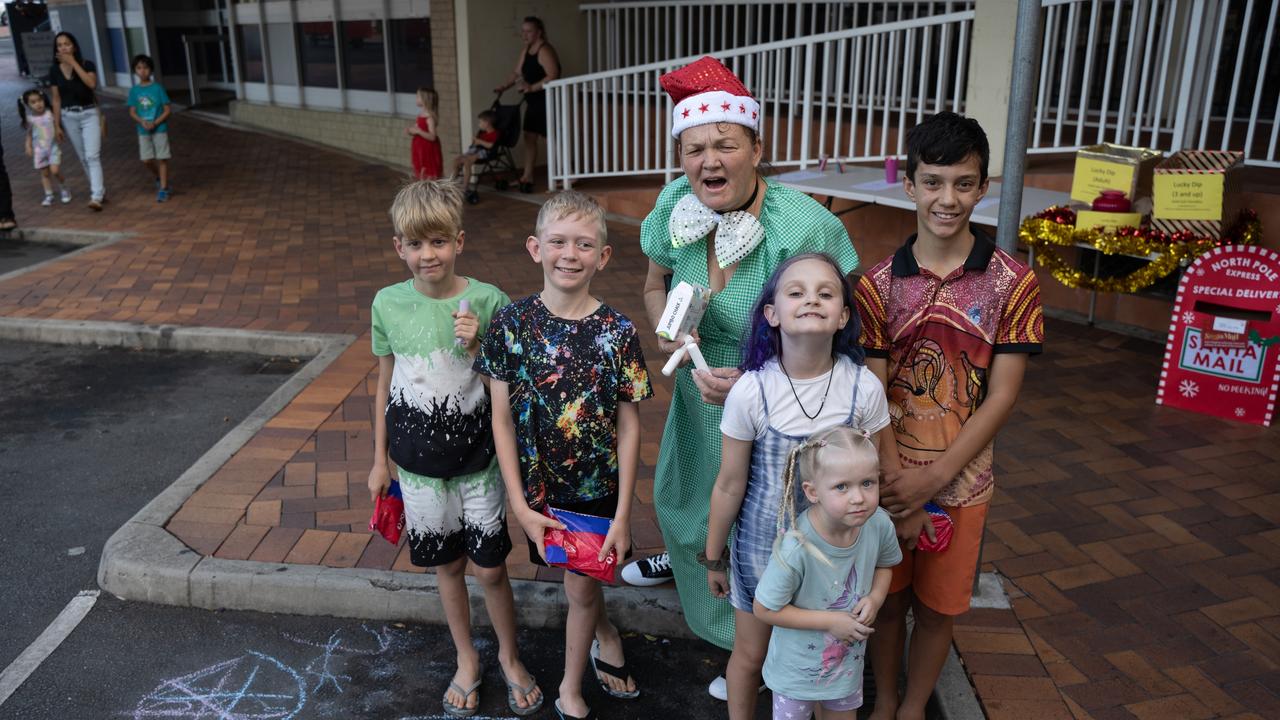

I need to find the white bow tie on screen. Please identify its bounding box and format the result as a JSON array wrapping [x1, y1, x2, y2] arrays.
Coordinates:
[[668, 193, 766, 268]]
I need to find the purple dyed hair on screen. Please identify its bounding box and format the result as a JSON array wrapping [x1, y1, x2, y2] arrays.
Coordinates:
[[740, 252, 864, 372]]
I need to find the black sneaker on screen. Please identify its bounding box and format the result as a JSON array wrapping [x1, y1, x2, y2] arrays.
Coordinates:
[[621, 552, 673, 586]]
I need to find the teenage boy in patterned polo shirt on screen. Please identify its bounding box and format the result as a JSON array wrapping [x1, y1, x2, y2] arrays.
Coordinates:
[[855, 112, 1043, 720]]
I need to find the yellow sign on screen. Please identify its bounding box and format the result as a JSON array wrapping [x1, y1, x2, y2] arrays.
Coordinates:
[[1071, 157, 1137, 202], [1075, 210, 1143, 232], [1153, 175, 1225, 220]]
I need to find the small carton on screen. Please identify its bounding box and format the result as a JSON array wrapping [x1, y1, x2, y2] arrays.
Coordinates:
[[655, 281, 711, 342], [1070, 143, 1163, 204], [1152, 150, 1243, 239]]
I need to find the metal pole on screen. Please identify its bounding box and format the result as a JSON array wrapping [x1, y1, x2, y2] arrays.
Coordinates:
[[995, 0, 1044, 254]]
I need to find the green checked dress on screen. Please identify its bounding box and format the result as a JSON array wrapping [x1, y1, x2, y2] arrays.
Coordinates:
[[640, 176, 860, 649]]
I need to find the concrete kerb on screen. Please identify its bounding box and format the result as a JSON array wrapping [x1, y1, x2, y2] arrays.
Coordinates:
[[0, 228, 132, 286], [28, 315, 690, 639]]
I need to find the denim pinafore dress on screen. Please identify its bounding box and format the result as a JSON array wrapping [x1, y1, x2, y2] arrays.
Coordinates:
[[729, 363, 864, 613]]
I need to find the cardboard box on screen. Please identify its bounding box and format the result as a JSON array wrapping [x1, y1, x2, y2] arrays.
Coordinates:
[[655, 281, 711, 341], [1152, 150, 1243, 239], [1070, 143, 1164, 204]]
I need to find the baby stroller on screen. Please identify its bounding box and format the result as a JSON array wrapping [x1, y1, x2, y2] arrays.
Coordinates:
[[467, 90, 523, 198]]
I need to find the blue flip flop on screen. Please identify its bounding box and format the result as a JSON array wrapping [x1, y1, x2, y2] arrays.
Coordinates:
[[442, 677, 481, 718], [554, 698, 597, 720], [499, 668, 544, 716]]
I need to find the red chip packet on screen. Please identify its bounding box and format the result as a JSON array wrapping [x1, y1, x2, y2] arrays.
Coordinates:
[[369, 480, 405, 545], [917, 502, 954, 553], [542, 506, 618, 583]]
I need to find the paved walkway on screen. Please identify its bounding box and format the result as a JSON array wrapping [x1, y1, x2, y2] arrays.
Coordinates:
[[1, 61, 1277, 719]]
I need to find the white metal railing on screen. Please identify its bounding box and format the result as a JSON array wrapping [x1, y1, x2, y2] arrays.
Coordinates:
[[582, 1, 974, 73], [547, 10, 974, 189], [1030, 0, 1280, 167]]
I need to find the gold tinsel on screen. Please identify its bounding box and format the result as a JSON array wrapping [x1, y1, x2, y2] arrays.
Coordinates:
[[1018, 213, 1262, 294]]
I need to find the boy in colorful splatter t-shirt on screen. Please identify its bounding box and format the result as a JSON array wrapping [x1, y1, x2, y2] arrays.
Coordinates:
[[368, 179, 544, 718], [476, 190, 653, 720]]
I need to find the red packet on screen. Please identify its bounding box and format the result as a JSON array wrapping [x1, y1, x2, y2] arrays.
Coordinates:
[[369, 480, 405, 545], [917, 502, 954, 553], [542, 506, 617, 583]]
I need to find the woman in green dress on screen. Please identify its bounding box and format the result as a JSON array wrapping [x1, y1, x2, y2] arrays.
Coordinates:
[[637, 56, 860, 703]]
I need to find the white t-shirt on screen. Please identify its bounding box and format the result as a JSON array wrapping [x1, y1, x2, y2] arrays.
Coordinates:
[[721, 356, 891, 440]]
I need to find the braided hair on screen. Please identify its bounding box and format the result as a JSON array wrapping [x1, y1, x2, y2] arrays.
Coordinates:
[[774, 425, 879, 569]]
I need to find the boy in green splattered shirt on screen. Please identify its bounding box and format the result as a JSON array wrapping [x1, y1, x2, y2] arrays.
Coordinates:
[[367, 179, 543, 717]]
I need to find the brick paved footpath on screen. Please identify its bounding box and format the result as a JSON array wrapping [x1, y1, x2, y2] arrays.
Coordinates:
[[1, 67, 1277, 719]]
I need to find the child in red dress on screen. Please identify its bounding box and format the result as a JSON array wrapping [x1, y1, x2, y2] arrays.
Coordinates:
[[408, 87, 442, 179]]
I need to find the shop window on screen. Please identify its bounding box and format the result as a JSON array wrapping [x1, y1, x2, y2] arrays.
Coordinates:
[[155, 28, 185, 75], [342, 20, 385, 91], [297, 21, 337, 88], [389, 17, 432, 94], [237, 25, 265, 83], [106, 27, 129, 74], [266, 23, 297, 86]]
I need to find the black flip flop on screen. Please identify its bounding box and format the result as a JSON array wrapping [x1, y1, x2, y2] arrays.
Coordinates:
[[590, 639, 640, 699]]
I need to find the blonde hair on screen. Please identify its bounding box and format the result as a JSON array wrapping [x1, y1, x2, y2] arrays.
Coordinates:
[[389, 179, 463, 240], [534, 190, 608, 244], [775, 425, 879, 567], [416, 87, 438, 115]]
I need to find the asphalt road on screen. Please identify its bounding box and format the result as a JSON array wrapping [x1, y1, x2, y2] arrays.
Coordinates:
[[3, 595, 755, 720], [0, 338, 925, 718], [0, 339, 301, 671], [0, 237, 76, 276]]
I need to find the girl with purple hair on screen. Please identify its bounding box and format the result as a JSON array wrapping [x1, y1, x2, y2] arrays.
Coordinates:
[[703, 253, 893, 718]]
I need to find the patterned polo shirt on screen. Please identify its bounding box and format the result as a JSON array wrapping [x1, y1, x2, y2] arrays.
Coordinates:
[[855, 226, 1043, 507]]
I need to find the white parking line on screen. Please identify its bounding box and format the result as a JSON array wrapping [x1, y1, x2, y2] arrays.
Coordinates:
[[0, 590, 99, 706]]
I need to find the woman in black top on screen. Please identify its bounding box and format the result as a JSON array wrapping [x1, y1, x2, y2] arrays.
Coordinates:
[[0, 134, 15, 230], [47, 32, 105, 210], [495, 16, 559, 194]]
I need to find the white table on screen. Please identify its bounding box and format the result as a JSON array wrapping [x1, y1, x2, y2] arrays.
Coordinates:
[[773, 166, 1070, 227]]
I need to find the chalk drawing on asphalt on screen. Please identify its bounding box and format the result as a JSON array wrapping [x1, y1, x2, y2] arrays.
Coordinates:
[[130, 625, 422, 718], [130, 651, 307, 720]]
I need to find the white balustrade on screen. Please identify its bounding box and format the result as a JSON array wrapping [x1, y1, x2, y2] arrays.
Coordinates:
[[1030, 0, 1279, 167], [548, 10, 976, 189], [548, 0, 1278, 189]]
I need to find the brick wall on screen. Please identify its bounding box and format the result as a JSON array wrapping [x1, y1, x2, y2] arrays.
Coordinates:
[[429, 0, 463, 157], [229, 101, 416, 171]]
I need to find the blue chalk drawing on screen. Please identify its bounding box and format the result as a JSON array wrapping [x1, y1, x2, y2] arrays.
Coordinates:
[[130, 651, 306, 720]]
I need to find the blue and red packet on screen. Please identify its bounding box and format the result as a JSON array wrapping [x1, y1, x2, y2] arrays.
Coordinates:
[[542, 506, 618, 583], [918, 502, 954, 553], [369, 480, 406, 545]]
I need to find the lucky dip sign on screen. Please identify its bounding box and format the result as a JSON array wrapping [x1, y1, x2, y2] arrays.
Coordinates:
[[1157, 245, 1280, 426]]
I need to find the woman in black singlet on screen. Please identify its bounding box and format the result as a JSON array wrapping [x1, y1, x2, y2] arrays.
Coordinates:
[[495, 16, 559, 194]]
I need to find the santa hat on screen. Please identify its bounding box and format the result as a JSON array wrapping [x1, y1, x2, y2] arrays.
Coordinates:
[[661, 56, 760, 139]]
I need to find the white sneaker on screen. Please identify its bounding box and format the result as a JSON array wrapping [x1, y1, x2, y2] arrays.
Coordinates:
[[707, 675, 766, 701], [60, 188, 72, 204], [41, 194, 54, 206], [708, 675, 728, 701], [621, 552, 673, 587]]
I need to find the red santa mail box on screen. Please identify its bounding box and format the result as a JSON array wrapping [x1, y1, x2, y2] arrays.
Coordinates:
[[1157, 245, 1280, 427]]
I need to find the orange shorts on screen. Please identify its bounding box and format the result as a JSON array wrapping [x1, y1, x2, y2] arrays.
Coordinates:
[[888, 503, 989, 616]]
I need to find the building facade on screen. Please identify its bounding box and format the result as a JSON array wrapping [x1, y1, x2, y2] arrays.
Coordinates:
[[52, 0, 586, 170]]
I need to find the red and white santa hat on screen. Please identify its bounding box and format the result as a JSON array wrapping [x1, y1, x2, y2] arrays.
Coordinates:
[[661, 56, 760, 139]]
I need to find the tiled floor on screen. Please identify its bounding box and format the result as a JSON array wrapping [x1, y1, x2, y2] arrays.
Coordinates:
[[1, 62, 1276, 718]]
